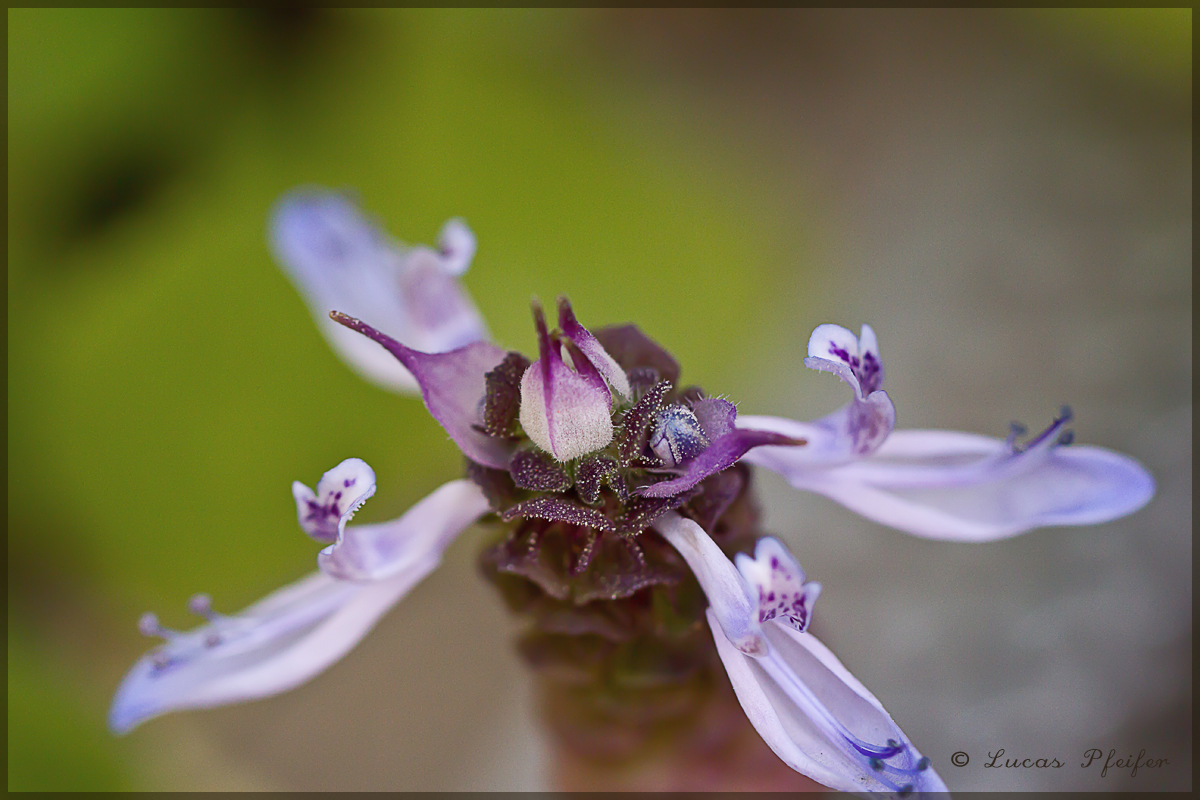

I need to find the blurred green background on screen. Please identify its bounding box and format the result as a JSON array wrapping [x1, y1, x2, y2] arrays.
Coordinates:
[[8, 9, 1191, 790]]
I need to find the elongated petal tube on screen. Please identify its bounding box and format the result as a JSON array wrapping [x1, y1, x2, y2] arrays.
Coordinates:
[[270, 190, 488, 392], [708, 611, 947, 794]]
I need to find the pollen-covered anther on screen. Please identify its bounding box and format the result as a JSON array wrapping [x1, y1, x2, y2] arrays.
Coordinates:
[[649, 405, 710, 467]]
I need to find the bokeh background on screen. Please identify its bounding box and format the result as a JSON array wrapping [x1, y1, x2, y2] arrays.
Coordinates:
[[8, 9, 1190, 791]]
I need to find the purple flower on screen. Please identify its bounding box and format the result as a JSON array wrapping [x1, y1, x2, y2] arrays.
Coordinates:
[[111, 190, 1155, 793]]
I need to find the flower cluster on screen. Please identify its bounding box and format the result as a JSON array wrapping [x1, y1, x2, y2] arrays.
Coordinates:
[[110, 189, 1154, 794]]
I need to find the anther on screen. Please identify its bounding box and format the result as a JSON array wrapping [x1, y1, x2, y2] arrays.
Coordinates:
[[203, 633, 222, 648], [187, 593, 216, 619], [1057, 430, 1074, 446], [1005, 422, 1027, 448], [898, 784, 914, 797], [138, 612, 163, 638], [917, 756, 931, 771], [1058, 404, 1073, 423], [869, 757, 884, 772]]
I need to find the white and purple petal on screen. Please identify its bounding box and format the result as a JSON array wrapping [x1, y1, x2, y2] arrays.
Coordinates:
[[709, 611, 946, 794], [738, 391, 896, 471], [331, 312, 513, 469], [653, 513, 944, 793], [269, 190, 488, 393], [436, 217, 476, 277], [518, 304, 615, 463], [110, 568, 427, 734], [747, 411, 1155, 541], [292, 458, 377, 543], [803, 323, 884, 399], [734, 537, 822, 633]]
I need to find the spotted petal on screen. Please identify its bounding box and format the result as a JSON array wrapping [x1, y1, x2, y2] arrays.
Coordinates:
[[269, 190, 488, 393], [804, 323, 884, 399], [292, 458, 377, 543], [734, 537, 822, 633], [744, 411, 1155, 541]]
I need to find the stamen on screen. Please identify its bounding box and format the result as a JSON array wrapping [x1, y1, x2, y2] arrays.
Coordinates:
[[1010, 407, 1074, 454], [137, 612, 162, 638], [187, 593, 215, 619], [760, 647, 920, 789]]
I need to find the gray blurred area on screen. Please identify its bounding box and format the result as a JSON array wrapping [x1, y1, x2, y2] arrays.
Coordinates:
[[13, 10, 1188, 791]]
